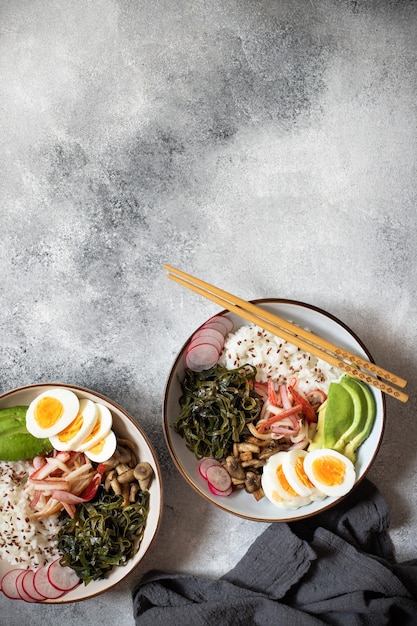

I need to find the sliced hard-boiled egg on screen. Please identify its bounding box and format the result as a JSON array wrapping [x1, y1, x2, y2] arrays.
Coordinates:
[[261, 451, 312, 509], [303, 448, 356, 497], [49, 398, 98, 451], [282, 449, 325, 501], [84, 429, 117, 463], [75, 402, 113, 452], [26, 388, 80, 438]]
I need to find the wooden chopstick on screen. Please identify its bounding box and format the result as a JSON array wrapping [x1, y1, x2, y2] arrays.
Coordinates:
[[164, 264, 409, 403]]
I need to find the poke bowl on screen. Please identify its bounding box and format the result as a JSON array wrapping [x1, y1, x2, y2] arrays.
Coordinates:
[[0, 383, 162, 603], [163, 299, 385, 522]]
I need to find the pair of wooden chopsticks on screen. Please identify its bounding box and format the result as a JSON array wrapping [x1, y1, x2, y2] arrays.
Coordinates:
[[164, 264, 408, 403]]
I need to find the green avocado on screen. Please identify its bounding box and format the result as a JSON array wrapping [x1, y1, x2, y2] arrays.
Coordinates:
[[333, 377, 368, 455], [309, 377, 376, 462], [0, 432, 53, 461], [309, 380, 354, 451], [343, 379, 376, 462], [0, 405, 53, 461]]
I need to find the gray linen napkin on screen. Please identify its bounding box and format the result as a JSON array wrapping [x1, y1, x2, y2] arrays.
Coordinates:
[[132, 480, 417, 625]]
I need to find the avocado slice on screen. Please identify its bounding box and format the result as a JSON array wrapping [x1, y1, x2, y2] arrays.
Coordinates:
[[333, 377, 367, 456], [343, 379, 376, 462], [309, 380, 354, 451]]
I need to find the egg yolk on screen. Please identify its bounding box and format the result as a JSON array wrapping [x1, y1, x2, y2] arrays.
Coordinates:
[[88, 437, 105, 454], [295, 457, 315, 489], [311, 455, 345, 486], [57, 413, 83, 443], [276, 464, 299, 497], [271, 489, 284, 503], [82, 419, 100, 444], [34, 397, 64, 429]]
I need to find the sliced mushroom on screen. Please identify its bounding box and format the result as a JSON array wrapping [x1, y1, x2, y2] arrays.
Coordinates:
[[121, 482, 130, 506], [110, 477, 122, 495], [129, 482, 139, 502], [117, 468, 135, 484], [104, 469, 116, 491], [237, 442, 260, 454], [224, 455, 245, 480], [244, 471, 262, 494], [115, 463, 131, 476]]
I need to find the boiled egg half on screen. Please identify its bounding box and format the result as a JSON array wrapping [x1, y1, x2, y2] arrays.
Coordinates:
[[75, 402, 113, 452], [26, 388, 80, 438], [303, 448, 356, 497], [84, 429, 117, 463], [49, 398, 98, 451], [261, 451, 314, 509]]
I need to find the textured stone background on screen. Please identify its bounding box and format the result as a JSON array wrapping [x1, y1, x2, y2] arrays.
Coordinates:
[[1, 0, 416, 624]]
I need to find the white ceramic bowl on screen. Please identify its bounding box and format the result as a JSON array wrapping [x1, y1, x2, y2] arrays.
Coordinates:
[[163, 299, 385, 522], [0, 383, 163, 603]]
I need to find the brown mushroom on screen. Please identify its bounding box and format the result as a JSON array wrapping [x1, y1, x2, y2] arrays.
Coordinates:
[[244, 471, 262, 494], [224, 456, 245, 480], [110, 477, 122, 495], [117, 468, 135, 484], [133, 462, 154, 490], [104, 469, 117, 491], [129, 482, 139, 502]]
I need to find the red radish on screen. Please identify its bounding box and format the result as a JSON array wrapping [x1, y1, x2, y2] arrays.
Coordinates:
[[206, 464, 232, 492], [47, 558, 80, 592], [33, 565, 65, 599], [198, 457, 222, 479], [208, 482, 233, 497], [192, 327, 225, 346], [206, 315, 234, 333], [186, 336, 222, 354], [185, 343, 219, 371], [16, 571, 37, 603], [1, 569, 27, 600], [21, 569, 47, 602], [188, 334, 223, 353], [202, 320, 229, 336]]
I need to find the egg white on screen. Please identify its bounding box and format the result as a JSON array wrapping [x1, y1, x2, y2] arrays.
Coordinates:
[[49, 398, 98, 451], [75, 402, 113, 451], [303, 448, 356, 497], [282, 449, 325, 501], [84, 429, 117, 463], [262, 451, 312, 509], [26, 388, 80, 438]]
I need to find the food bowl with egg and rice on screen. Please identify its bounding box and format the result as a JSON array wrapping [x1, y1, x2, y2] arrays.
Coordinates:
[[163, 299, 385, 523], [0, 383, 162, 603]]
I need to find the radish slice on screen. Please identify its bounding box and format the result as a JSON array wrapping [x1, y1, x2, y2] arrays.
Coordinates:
[[193, 325, 224, 343], [47, 558, 80, 592], [208, 481, 233, 497], [189, 331, 224, 352], [206, 315, 234, 333], [198, 457, 222, 479], [1, 569, 27, 600], [202, 320, 229, 336], [186, 337, 222, 354], [16, 571, 37, 603], [185, 343, 219, 371], [33, 566, 65, 599], [21, 569, 47, 602], [206, 464, 232, 492]]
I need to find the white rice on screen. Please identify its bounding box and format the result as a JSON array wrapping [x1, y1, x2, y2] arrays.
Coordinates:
[[219, 324, 342, 393], [0, 461, 60, 568]]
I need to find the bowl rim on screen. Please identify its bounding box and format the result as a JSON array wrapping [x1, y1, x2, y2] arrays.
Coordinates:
[[0, 382, 163, 603], [163, 298, 386, 522]]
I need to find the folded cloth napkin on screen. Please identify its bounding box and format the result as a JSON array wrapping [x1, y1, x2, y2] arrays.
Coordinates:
[[132, 479, 417, 625]]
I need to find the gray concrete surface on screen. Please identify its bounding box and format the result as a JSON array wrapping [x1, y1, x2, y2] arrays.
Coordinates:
[[1, 0, 416, 624]]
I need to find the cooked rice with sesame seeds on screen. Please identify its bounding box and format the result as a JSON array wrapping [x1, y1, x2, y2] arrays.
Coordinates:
[[219, 325, 342, 393], [0, 461, 60, 568]]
